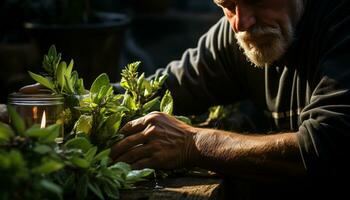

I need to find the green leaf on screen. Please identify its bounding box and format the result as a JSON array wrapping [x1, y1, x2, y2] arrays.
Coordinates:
[[65, 137, 92, 153], [99, 85, 110, 99], [143, 79, 152, 97], [48, 45, 57, 57], [99, 177, 120, 199], [42, 124, 61, 143], [100, 156, 109, 167], [77, 175, 88, 200], [64, 173, 75, 191], [34, 144, 52, 154], [126, 168, 154, 182], [95, 85, 108, 104], [120, 78, 129, 90], [32, 160, 64, 174], [70, 156, 90, 168], [7, 106, 26, 134], [94, 149, 111, 162], [142, 97, 160, 113], [42, 47, 61, 75], [137, 73, 145, 90], [74, 115, 93, 135], [160, 90, 173, 115], [175, 116, 192, 125], [70, 71, 78, 88], [85, 146, 98, 164], [25, 125, 50, 138], [122, 93, 137, 111], [91, 73, 110, 94], [0, 122, 15, 141], [29, 71, 56, 92], [105, 113, 123, 136], [99, 168, 122, 182], [65, 74, 75, 94], [56, 61, 67, 90], [76, 78, 86, 95], [88, 182, 105, 200], [40, 179, 63, 196], [66, 59, 74, 78], [109, 162, 131, 174]]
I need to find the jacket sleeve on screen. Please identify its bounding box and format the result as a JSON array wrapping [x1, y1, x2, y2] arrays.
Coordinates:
[[152, 17, 249, 115], [297, 17, 350, 179]]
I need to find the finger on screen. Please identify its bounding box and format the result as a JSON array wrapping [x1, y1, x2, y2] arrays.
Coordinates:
[[115, 144, 153, 164], [119, 116, 148, 136], [110, 132, 148, 160]]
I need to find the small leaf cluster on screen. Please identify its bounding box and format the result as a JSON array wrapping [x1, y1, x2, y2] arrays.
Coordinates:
[[74, 61, 185, 150], [120, 61, 170, 121], [74, 73, 125, 149], [29, 45, 86, 95]]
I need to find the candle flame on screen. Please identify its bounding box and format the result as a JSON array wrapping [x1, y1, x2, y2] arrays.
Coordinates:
[[40, 111, 46, 128]]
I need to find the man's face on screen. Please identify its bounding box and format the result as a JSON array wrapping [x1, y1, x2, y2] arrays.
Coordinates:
[[215, 0, 304, 67]]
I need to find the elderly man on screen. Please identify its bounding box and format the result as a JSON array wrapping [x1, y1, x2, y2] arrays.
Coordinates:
[[111, 0, 349, 198]]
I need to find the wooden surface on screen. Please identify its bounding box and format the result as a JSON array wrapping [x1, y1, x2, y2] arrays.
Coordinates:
[[120, 176, 224, 200]]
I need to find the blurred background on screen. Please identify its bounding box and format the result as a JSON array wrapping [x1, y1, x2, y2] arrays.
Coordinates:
[[0, 0, 222, 103]]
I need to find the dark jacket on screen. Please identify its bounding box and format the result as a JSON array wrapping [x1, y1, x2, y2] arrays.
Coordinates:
[[153, 0, 350, 198]]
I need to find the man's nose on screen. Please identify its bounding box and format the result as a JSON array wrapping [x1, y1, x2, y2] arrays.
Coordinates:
[[233, 4, 256, 32]]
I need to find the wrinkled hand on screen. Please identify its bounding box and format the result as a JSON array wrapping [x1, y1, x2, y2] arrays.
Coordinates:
[[110, 112, 198, 170]]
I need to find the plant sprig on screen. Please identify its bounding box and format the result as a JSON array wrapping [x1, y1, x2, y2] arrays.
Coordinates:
[[29, 45, 86, 95]]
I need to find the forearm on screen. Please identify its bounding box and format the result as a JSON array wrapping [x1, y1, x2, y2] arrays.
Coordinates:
[[189, 128, 306, 181]]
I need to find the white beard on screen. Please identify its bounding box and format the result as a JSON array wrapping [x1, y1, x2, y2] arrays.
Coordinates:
[[234, 0, 304, 68], [235, 22, 293, 68]]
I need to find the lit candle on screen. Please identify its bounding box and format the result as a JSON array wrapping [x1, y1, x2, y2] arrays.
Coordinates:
[[8, 93, 64, 142]]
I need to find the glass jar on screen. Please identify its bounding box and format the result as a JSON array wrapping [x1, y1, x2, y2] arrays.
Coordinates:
[[8, 93, 65, 142]]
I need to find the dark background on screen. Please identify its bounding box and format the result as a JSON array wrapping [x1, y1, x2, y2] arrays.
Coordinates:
[[0, 0, 222, 103]]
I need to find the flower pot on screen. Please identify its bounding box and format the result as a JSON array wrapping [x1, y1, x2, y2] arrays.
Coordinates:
[[127, 0, 171, 13], [24, 12, 130, 87]]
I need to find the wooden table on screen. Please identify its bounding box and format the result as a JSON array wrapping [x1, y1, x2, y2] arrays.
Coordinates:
[[121, 174, 225, 200]]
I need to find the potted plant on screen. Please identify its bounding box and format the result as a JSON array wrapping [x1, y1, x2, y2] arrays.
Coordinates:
[[23, 0, 130, 87]]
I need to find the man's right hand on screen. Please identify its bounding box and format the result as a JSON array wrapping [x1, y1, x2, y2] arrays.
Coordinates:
[[110, 112, 200, 170]]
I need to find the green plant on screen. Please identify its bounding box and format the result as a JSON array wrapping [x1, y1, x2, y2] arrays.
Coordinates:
[[0, 45, 191, 199], [0, 107, 153, 200], [29, 45, 86, 95]]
